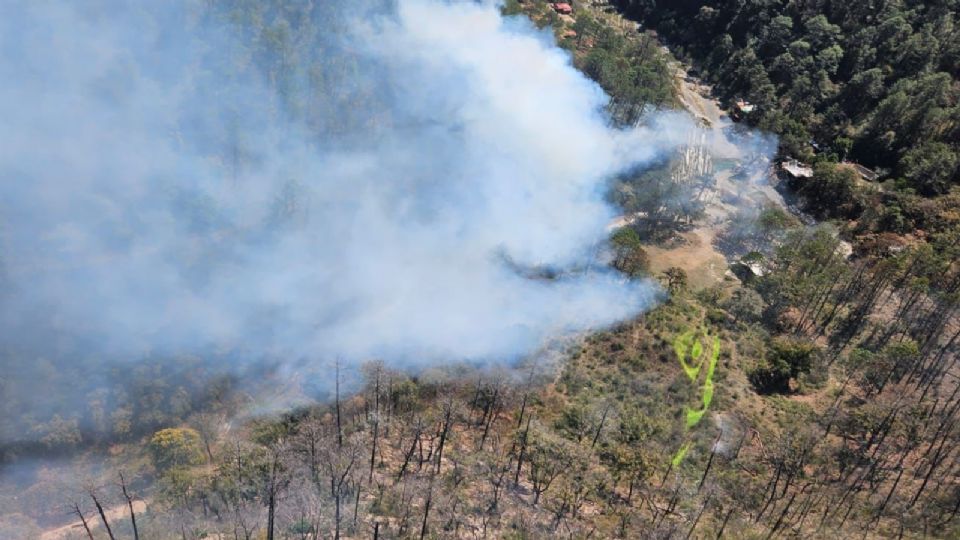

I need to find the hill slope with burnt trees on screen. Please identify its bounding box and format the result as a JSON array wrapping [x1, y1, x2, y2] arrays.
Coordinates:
[[3, 2, 960, 539]]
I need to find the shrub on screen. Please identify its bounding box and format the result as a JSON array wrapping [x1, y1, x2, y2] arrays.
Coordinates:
[[748, 337, 819, 394], [149, 427, 204, 472]]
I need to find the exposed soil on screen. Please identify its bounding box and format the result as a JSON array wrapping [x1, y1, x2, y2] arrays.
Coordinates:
[[40, 500, 147, 540], [643, 228, 729, 290]]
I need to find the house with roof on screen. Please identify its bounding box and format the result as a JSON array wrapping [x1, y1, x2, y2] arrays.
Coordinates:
[[845, 162, 880, 182], [731, 99, 755, 121], [780, 159, 813, 179], [730, 252, 767, 283]]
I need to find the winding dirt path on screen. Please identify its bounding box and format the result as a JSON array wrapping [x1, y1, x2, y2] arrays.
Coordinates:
[[674, 67, 724, 128], [40, 500, 147, 540]]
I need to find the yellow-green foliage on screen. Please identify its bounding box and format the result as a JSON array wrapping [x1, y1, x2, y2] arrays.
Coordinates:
[[149, 427, 204, 472]]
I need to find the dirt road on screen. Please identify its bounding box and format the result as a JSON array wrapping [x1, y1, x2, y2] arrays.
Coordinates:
[[40, 500, 147, 540], [674, 67, 725, 128]]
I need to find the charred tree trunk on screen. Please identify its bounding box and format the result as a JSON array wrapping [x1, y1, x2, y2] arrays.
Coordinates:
[[699, 430, 722, 492], [369, 367, 381, 482], [354, 479, 362, 528], [715, 508, 734, 540], [420, 476, 435, 540], [336, 359, 343, 449], [479, 386, 500, 451], [765, 492, 798, 540], [910, 420, 955, 507], [335, 488, 342, 540], [119, 472, 140, 540], [72, 503, 96, 540], [397, 419, 422, 483], [515, 415, 533, 485], [435, 404, 453, 475], [89, 490, 116, 540], [756, 462, 783, 522], [591, 404, 612, 449], [685, 495, 710, 540], [266, 490, 276, 540], [369, 417, 379, 483]]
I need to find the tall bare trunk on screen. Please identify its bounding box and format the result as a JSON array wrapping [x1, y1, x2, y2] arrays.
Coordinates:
[[89, 490, 117, 540], [72, 503, 95, 540], [119, 472, 140, 540]]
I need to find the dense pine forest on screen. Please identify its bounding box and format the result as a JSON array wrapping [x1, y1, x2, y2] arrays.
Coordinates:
[[616, 0, 960, 225], [2, 1, 960, 539]]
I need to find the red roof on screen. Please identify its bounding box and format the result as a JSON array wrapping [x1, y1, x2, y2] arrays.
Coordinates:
[[553, 3, 573, 14]]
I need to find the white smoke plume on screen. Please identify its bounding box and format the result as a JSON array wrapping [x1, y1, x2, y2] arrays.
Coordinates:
[[0, 0, 695, 430]]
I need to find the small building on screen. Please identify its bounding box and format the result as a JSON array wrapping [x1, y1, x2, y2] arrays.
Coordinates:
[[730, 253, 767, 283], [730, 261, 766, 283], [561, 29, 578, 39], [731, 99, 755, 121], [552, 2, 573, 15], [736, 100, 756, 114], [780, 159, 813, 179], [848, 162, 879, 182]]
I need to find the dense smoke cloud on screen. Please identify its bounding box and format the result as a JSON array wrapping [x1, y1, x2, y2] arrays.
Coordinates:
[[0, 0, 705, 444]]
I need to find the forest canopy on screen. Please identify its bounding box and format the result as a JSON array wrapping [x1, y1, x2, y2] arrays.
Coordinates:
[[616, 0, 960, 223]]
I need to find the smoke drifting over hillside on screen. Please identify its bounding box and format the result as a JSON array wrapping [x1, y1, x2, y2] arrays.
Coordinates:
[[0, 0, 700, 438]]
